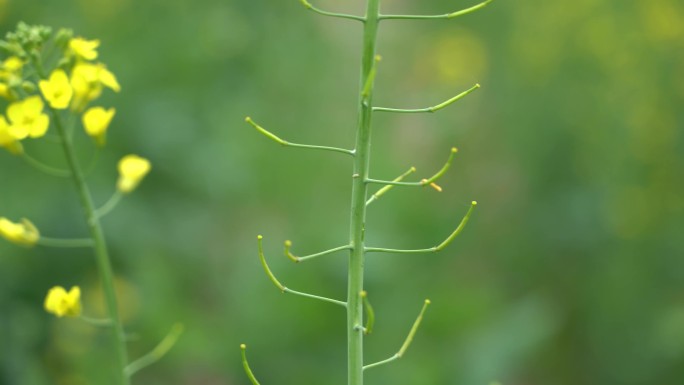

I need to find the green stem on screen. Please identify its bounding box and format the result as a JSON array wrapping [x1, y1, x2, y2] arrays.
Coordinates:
[[373, 84, 480, 113], [348, 1, 380, 384], [240, 344, 262, 385], [378, 0, 494, 20], [21, 152, 71, 177], [37, 236, 94, 248], [285, 242, 351, 263], [125, 324, 184, 378], [95, 191, 124, 219], [299, 0, 366, 22], [50, 108, 130, 385], [245, 117, 355, 156], [366, 166, 416, 206], [362, 299, 431, 371], [79, 315, 114, 327], [365, 201, 478, 254]]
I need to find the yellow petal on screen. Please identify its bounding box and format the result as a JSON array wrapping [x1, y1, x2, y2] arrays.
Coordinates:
[[69, 37, 100, 61], [44, 286, 82, 317], [117, 155, 151, 193], [28, 114, 50, 138], [44, 286, 68, 316], [0, 217, 39, 246], [2, 56, 24, 72], [0, 118, 23, 154], [6, 100, 24, 125], [22, 95, 45, 117], [39, 70, 73, 110], [83, 107, 115, 146], [98, 66, 120, 92], [0, 83, 9, 99]]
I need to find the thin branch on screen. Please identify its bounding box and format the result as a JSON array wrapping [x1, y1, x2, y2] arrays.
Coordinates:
[[245, 117, 355, 156], [79, 315, 113, 327], [365, 147, 458, 188], [284, 240, 351, 263], [365, 201, 477, 254], [37, 237, 94, 248], [366, 167, 416, 206], [362, 55, 382, 99], [21, 152, 70, 177], [298, 0, 366, 22], [361, 291, 375, 335], [94, 191, 123, 219], [125, 323, 184, 377], [240, 344, 262, 385], [379, 0, 494, 21], [373, 84, 480, 113], [258, 236, 347, 307], [363, 299, 431, 371]]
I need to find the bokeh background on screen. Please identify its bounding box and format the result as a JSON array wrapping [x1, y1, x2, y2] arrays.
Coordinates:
[[1, 0, 683, 384]]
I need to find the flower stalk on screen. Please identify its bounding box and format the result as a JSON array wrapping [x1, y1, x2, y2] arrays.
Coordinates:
[[347, 1, 381, 383], [244, 0, 490, 383], [49, 105, 131, 385]]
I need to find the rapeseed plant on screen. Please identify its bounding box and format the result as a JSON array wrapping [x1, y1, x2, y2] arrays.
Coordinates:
[[0, 22, 179, 385], [241, 1, 492, 384]]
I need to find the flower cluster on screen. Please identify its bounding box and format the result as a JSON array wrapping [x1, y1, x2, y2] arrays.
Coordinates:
[[0, 24, 152, 323], [0, 27, 120, 154]]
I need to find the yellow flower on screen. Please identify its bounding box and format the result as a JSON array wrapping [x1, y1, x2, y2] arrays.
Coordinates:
[[6, 96, 50, 139], [83, 107, 115, 146], [44, 286, 82, 317], [69, 37, 100, 61], [0, 116, 23, 155], [0, 56, 23, 80], [70, 63, 120, 111], [39, 70, 73, 109], [0, 56, 24, 101], [117, 155, 151, 194], [0, 217, 39, 246]]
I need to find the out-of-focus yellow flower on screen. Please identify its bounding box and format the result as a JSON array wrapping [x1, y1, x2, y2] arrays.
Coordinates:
[[0, 56, 24, 101], [70, 63, 120, 111], [39, 70, 73, 109], [117, 155, 151, 194], [69, 37, 100, 61], [0, 116, 23, 154], [44, 286, 82, 317], [0, 217, 39, 246], [6, 96, 50, 139], [82, 106, 115, 146], [0, 56, 23, 80]]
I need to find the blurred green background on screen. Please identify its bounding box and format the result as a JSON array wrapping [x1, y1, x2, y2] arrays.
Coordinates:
[[1, 0, 683, 384]]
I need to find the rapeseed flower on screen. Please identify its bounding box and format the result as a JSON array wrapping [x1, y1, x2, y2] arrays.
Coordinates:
[[0, 217, 39, 246], [0, 56, 23, 80], [82, 106, 115, 146], [0, 116, 23, 154], [39, 69, 73, 109], [6, 96, 50, 139], [44, 286, 82, 317], [0, 56, 24, 101], [69, 37, 99, 61], [117, 155, 151, 194], [70, 63, 120, 111]]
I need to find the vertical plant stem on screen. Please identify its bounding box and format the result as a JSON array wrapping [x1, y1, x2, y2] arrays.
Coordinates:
[[348, 1, 380, 385], [51, 110, 130, 385]]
